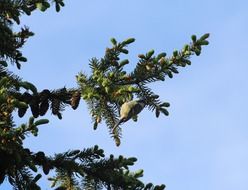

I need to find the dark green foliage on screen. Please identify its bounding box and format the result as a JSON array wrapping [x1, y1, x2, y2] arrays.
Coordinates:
[[47, 146, 166, 190], [0, 0, 66, 70], [0, 0, 209, 189]]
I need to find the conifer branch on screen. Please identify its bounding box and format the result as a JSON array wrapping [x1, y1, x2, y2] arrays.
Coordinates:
[[76, 34, 209, 143]]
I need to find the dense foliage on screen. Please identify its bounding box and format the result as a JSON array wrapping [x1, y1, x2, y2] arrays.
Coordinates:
[[0, 0, 209, 189]]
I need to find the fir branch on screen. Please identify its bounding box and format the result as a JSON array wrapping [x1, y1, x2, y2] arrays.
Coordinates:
[[43, 146, 166, 190], [75, 35, 209, 144]]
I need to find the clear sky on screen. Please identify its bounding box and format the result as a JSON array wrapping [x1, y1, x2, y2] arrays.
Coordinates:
[[2, 0, 248, 189]]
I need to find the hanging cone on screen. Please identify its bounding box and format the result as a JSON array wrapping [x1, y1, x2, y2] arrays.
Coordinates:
[[18, 107, 28, 118], [39, 89, 50, 102], [39, 100, 49, 116], [30, 98, 39, 118], [70, 91, 81, 110]]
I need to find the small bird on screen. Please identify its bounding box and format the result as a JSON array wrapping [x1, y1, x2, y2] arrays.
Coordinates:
[[112, 100, 146, 132]]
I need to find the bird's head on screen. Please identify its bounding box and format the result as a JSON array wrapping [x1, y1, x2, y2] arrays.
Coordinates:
[[137, 99, 146, 108]]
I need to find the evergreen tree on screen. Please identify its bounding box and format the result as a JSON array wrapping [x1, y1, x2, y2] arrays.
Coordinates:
[[0, 1, 209, 189]]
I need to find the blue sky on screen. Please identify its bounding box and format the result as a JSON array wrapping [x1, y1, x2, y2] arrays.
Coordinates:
[[2, 0, 248, 189]]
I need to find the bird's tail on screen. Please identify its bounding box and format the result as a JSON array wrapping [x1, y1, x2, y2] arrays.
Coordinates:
[[112, 119, 123, 133]]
